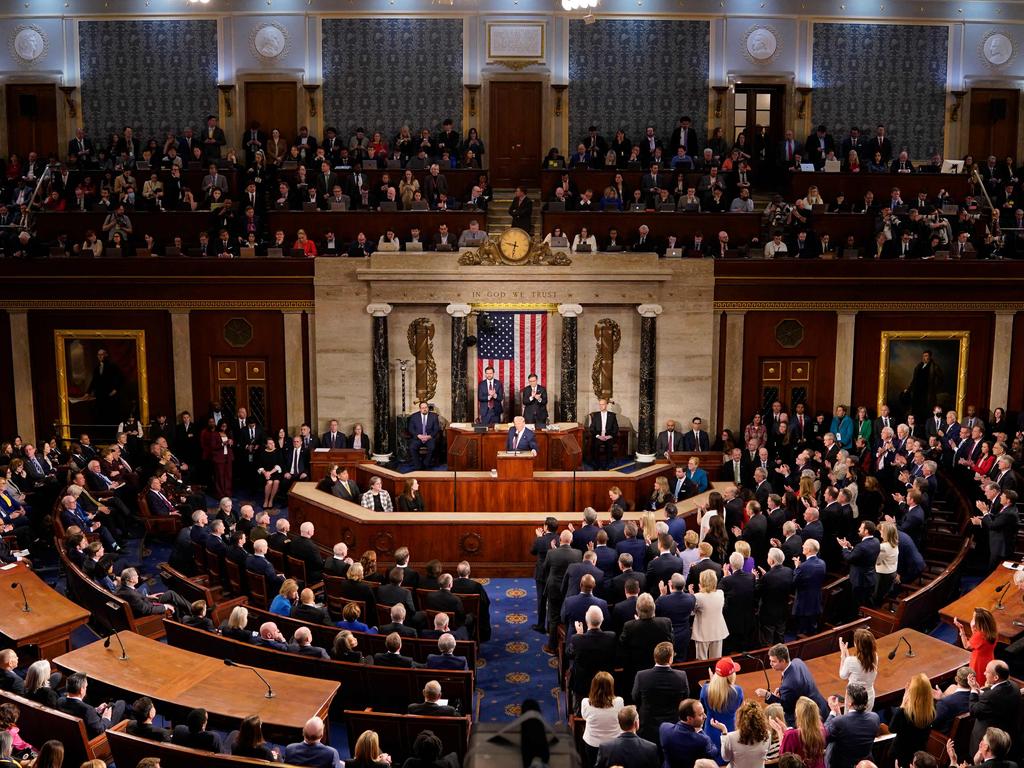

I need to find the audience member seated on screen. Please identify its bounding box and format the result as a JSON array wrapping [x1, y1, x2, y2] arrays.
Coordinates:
[[408, 680, 457, 717], [171, 707, 224, 753], [57, 672, 127, 739]]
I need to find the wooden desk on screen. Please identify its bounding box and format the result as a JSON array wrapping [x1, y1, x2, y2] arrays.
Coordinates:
[[539, 169, 705, 200], [54, 632, 339, 742], [278, 168, 482, 202], [288, 480, 726, 576], [783, 171, 971, 205], [446, 424, 583, 471], [733, 629, 970, 709], [665, 451, 725, 477], [309, 448, 370, 481], [939, 564, 1024, 643], [541, 211, 763, 247], [0, 563, 90, 660]]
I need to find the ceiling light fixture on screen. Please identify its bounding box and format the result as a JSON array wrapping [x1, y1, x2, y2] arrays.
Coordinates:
[[562, 0, 599, 11]]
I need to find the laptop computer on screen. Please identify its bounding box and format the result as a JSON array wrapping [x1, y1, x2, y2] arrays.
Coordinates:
[[135, 247, 152, 257], [331, 200, 350, 211], [664, 248, 682, 258], [435, 243, 455, 252], [239, 247, 256, 258], [405, 242, 424, 252], [49, 246, 68, 257], [658, 203, 676, 212], [136, 162, 151, 171], [164, 246, 181, 257], [629, 203, 646, 212], [267, 247, 284, 258], [302, 202, 319, 212], [105, 247, 122, 259], [376, 241, 400, 252], [575, 244, 592, 253], [799, 163, 816, 171], [377, 201, 397, 212], [823, 159, 841, 173], [546, 201, 566, 212], [605, 243, 624, 252], [842, 248, 860, 260], [934, 250, 950, 260], [410, 201, 429, 211], [289, 249, 307, 258], [187, 247, 203, 258], [722, 249, 745, 259], [281, 160, 298, 170]]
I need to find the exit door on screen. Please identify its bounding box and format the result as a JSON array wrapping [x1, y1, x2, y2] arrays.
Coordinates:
[[489, 81, 543, 187], [211, 358, 269, 426], [759, 358, 814, 415], [733, 84, 786, 166]]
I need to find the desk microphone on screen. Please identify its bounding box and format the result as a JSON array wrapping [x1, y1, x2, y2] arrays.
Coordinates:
[[9, 582, 29, 612], [995, 578, 1014, 610], [225, 658, 275, 698], [887, 635, 915, 660], [741, 653, 771, 692], [103, 630, 129, 661]]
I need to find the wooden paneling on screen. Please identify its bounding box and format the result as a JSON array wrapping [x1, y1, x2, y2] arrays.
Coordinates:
[[26, 311, 175, 441], [1008, 312, 1024, 414], [851, 312, 995, 417], [0, 312, 15, 439], [489, 81, 543, 187], [783, 171, 971, 203], [5, 84, 58, 158], [968, 88, 1020, 160], [741, 312, 837, 423], [244, 81, 298, 145], [188, 311, 287, 431]]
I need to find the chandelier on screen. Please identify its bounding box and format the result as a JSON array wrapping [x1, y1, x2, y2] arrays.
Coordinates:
[[561, 0, 599, 9]]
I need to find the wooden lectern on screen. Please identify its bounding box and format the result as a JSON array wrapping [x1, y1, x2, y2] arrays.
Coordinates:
[[496, 451, 535, 479]]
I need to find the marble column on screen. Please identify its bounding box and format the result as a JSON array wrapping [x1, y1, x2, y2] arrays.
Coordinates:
[[989, 312, 1016, 409], [709, 310, 723, 435], [447, 303, 471, 423], [557, 304, 583, 422], [833, 311, 858, 408], [169, 311, 193, 418], [283, 311, 305, 434], [306, 310, 318, 431], [9, 312, 36, 444], [722, 311, 746, 431], [367, 303, 393, 460], [636, 304, 663, 463]]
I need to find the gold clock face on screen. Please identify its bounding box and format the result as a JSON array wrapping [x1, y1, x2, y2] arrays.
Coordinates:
[[497, 227, 532, 264]]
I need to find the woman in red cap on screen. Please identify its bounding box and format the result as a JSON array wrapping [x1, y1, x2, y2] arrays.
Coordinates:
[[700, 656, 744, 755]]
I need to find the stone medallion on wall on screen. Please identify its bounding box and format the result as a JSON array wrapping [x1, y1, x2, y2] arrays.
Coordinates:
[[979, 30, 1015, 69], [743, 25, 781, 65], [10, 25, 48, 67], [250, 21, 289, 62]]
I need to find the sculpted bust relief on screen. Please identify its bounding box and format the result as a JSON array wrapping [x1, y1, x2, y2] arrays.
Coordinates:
[[983, 32, 1013, 66], [253, 24, 286, 59], [744, 26, 778, 63], [12, 27, 45, 62]]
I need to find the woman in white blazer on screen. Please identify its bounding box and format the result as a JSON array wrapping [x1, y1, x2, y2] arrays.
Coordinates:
[[692, 567, 728, 659]]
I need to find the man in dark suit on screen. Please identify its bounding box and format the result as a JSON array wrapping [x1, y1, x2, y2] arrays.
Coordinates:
[[659, 698, 721, 766], [756, 548, 794, 645], [655, 573, 695, 659], [202, 115, 226, 160], [320, 419, 347, 449], [407, 680, 456, 715], [280, 436, 308, 494], [685, 544, 723, 591], [682, 417, 710, 452], [971, 490, 1019, 569], [632, 642, 689, 741], [530, 517, 559, 631], [290, 626, 329, 659], [595, 705, 660, 768], [610, 555, 646, 604], [291, 588, 332, 625], [425, 574, 470, 634], [520, 373, 548, 426], [246, 539, 284, 593], [564, 550, 605, 599], [407, 401, 441, 470], [59, 673, 128, 738], [379, 603, 418, 638], [425, 634, 468, 671], [646, 535, 684, 598], [506, 416, 538, 453], [373, 632, 420, 668], [611, 579, 642, 635], [656, 419, 684, 458], [543, 530, 582, 653], [589, 399, 619, 470], [777, 130, 804, 170], [477, 368, 504, 425], [804, 125, 836, 167], [792, 539, 827, 635], [117, 566, 192, 617], [933, 667, 973, 732], [378, 567, 418, 620], [720, 553, 757, 652], [571, 507, 602, 552], [288, 521, 324, 585], [171, 708, 223, 753], [967, 660, 1020, 753], [508, 186, 533, 233], [330, 467, 361, 503], [87, 347, 123, 427], [839, 521, 880, 607], [561, 574, 608, 647], [823, 683, 880, 768], [619, 594, 673, 696], [869, 125, 893, 163], [668, 116, 699, 163], [758, 643, 829, 726], [567, 605, 618, 709]]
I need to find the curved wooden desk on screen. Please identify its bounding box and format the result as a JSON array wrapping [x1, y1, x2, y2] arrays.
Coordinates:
[[446, 424, 583, 471], [0, 562, 90, 660], [288, 477, 725, 576]]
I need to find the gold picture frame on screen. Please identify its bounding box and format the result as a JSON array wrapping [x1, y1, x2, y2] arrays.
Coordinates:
[[876, 330, 969, 418], [54, 329, 149, 441]]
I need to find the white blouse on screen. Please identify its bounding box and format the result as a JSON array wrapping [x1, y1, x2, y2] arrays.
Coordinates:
[[838, 654, 878, 711], [875, 542, 898, 575], [581, 697, 624, 747]]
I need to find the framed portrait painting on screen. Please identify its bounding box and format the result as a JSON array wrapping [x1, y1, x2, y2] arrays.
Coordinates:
[[54, 330, 149, 440], [876, 331, 969, 420]]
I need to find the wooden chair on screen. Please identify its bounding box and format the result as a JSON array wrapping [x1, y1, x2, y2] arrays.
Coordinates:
[[137, 492, 183, 547], [106, 728, 307, 768], [415, 589, 481, 640], [157, 562, 247, 625], [286, 555, 324, 592], [205, 546, 224, 586], [224, 558, 246, 596], [191, 540, 208, 574], [343, 708, 472, 763], [245, 568, 270, 609]]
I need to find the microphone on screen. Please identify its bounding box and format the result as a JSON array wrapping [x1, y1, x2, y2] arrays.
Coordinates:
[[103, 630, 129, 661], [9, 582, 29, 612], [742, 653, 771, 692], [224, 658, 275, 698], [995, 578, 1014, 610], [887, 635, 915, 660]]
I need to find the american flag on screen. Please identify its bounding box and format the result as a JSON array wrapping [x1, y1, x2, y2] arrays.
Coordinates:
[[476, 311, 548, 416]]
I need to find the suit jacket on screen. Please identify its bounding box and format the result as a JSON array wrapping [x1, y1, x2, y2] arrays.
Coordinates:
[[289, 535, 324, 584], [720, 571, 757, 643], [425, 589, 467, 627], [589, 410, 619, 440], [659, 721, 721, 767], [508, 196, 533, 229], [425, 653, 468, 671], [282, 446, 309, 476], [619, 616, 673, 673], [407, 411, 441, 439], [563, 561, 606, 598], [655, 591, 696, 652], [520, 385, 549, 424], [0, 669, 24, 695], [656, 430, 685, 455], [933, 689, 971, 732], [757, 565, 795, 624], [373, 651, 417, 668], [768, 658, 828, 726], [543, 545, 583, 599], [596, 732, 660, 768], [567, 629, 618, 696], [646, 553, 685, 596], [844, 536, 880, 591], [981, 505, 1019, 561], [477, 380, 504, 423], [116, 586, 166, 617], [792, 555, 827, 617], [506, 427, 538, 453], [633, 666, 690, 743], [292, 601, 332, 625], [571, 523, 601, 553], [245, 554, 283, 592], [824, 710, 881, 768], [407, 700, 457, 716], [284, 741, 341, 768], [379, 621, 417, 638], [320, 431, 347, 450], [682, 430, 710, 452], [969, 681, 1021, 752], [58, 696, 110, 738], [377, 582, 417, 616]]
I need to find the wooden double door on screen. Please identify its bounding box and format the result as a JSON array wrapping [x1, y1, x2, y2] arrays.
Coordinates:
[[489, 81, 542, 187], [211, 357, 269, 426], [758, 357, 815, 417], [5, 84, 58, 159], [968, 88, 1019, 160], [244, 81, 298, 143]]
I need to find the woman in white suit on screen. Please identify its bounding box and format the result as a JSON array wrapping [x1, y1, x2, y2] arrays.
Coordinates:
[[691, 567, 728, 660]]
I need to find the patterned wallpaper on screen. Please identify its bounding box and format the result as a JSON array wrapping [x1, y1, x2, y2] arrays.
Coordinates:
[[812, 23, 948, 158], [79, 20, 219, 140], [568, 19, 710, 153], [322, 18, 463, 139]]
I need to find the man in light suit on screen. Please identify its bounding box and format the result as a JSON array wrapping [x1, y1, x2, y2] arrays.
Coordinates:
[[520, 373, 548, 426], [656, 419, 684, 458], [595, 705, 659, 768], [589, 399, 619, 470], [407, 401, 440, 470], [506, 416, 538, 454], [477, 366, 504, 424]]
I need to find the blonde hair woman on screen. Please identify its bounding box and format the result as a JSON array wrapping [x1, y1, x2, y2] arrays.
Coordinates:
[[701, 657, 744, 754], [351, 729, 392, 768], [771, 696, 826, 768], [691, 569, 728, 660], [875, 522, 899, 604], [889, 673, 935, 767], [220, 605, 251, 642], [641, 511, 658, 543], [838, 628, 878, 711], [763, 703, 785, 762], [650, 476, 673, 510]]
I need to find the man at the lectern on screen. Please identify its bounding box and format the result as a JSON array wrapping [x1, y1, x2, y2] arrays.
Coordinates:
[[521, 373, 548, 427], [506, 415, 539, 454], [478, 366, 504, 425], [589, 398, 618, 470], [408, 401, 440, 470]]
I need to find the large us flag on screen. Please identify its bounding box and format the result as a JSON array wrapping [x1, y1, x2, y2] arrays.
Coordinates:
[[476, 311, 548, 415]]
